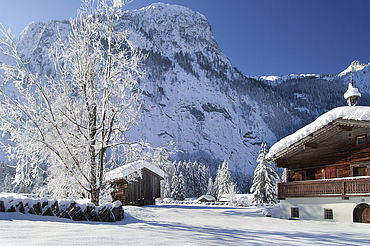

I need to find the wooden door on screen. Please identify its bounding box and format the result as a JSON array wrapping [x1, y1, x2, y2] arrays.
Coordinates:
[[330, 167, 336, 178], [325, 167, 336, 179], [353, 203, 370, 223], [362, 204, 370, 223]]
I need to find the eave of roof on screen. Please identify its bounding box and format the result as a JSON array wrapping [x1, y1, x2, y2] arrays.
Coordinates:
[[267, 118, 370, 162]]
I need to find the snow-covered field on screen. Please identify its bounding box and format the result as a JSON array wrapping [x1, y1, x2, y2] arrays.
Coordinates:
[[1, 204, 369, 245]]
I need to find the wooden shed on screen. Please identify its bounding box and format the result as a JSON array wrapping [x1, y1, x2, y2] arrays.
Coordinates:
[[106, 160, 164, 206]]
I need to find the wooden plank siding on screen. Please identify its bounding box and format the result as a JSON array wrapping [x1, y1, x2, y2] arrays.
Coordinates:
[[110, 168, 162, 206], [287, 164, 367, 182]]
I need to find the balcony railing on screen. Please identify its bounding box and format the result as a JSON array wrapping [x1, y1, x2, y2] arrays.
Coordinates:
[[278, 177, 370, 200]]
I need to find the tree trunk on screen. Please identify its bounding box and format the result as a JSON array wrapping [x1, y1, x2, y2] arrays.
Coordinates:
[[98, 148, 106, 201], [88, 100, 98, 205], [91, 186, 99, 206]]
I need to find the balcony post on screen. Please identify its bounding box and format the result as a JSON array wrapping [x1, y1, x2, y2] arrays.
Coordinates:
[[341, 181, 345, 197]]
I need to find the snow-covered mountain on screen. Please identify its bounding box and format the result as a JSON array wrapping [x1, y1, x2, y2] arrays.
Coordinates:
[[0, 3, 369, 187], [258, 60, 370, 93]]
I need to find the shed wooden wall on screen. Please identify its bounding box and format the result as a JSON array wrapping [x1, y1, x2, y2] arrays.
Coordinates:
[[111, 168, 162, 206]]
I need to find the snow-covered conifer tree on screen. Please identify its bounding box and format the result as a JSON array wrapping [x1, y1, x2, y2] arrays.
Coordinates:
[[0, 0, 145, 205], [183, 161, 192, 197], [171, 169, 185, 201], [250, 143, 279, 204], [206, 177, 216, 197], [213, 165, 221, 199], [163, 178, 172, 198], [161, 160, 175, 198], [199, 165, 209, 195], [192, 161, 201, 197], [214, 160, 235, 200]]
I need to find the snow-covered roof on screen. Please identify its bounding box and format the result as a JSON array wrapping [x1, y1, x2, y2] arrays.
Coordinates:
[[197, 195, 216, 202], [266, 106, 370, 160], [344, 83, 361, 100], [105, 160, 165, 181]]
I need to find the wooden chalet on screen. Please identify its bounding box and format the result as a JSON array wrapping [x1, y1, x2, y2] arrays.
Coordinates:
[[267, 105, 370, 223], [105, 160, 164, 206]]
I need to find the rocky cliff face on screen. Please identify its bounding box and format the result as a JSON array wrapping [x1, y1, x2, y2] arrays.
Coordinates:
[[1, 3, 369, 180]]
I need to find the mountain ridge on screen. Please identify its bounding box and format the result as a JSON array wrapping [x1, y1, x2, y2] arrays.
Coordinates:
[[1, 3, 369, 191]]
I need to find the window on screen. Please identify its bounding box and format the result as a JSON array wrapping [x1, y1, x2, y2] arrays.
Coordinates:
[[353, 166, 367, 176], [291, 207, 299, 218], [324, 209, 333, 219], [356, 135, 367, 145]]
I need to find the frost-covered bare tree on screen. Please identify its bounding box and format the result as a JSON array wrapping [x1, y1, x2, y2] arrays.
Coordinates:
[[0, 0, 145, 205]]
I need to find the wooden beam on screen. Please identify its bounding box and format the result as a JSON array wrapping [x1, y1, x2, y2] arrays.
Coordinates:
[[339, 125, 353, 131], [336, 119, 370, 128], [305, 142, 318, 148]]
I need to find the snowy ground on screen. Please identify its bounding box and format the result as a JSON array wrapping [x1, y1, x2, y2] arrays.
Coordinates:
[[0, 204, 369, 245]]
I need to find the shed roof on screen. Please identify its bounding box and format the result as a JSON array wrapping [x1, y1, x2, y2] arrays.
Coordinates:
[[266, 106, 370, 161], [105, 160, 165, 181]]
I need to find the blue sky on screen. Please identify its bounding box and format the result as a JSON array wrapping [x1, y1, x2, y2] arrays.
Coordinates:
[[0, 0, 368, 76]]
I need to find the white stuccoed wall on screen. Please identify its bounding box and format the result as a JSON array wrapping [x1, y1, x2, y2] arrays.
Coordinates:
[[280, 197, 370, 222]]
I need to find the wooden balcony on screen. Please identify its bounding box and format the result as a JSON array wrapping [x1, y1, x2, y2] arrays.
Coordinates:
[[278, 177, 370, 200]]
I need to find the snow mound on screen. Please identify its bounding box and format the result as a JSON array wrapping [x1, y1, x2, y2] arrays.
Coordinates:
[[266, 106, 370, 159], [105, 160, 165, 181], [344, 83, 361, 100]]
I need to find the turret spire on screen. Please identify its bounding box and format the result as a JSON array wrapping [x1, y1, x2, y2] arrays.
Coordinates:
[[343, 71, 361, 106]]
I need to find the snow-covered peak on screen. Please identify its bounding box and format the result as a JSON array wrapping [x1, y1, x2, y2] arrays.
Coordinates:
[[339, 60, 369, 76], [266, 106, 370, 160], [259, 75, 281, 81], [120, 2, 224, 59], [16, 20, 71, 69], [344, 83, 361, 100], [135, 2, 207, 21], [258, 73, 320, 87]]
